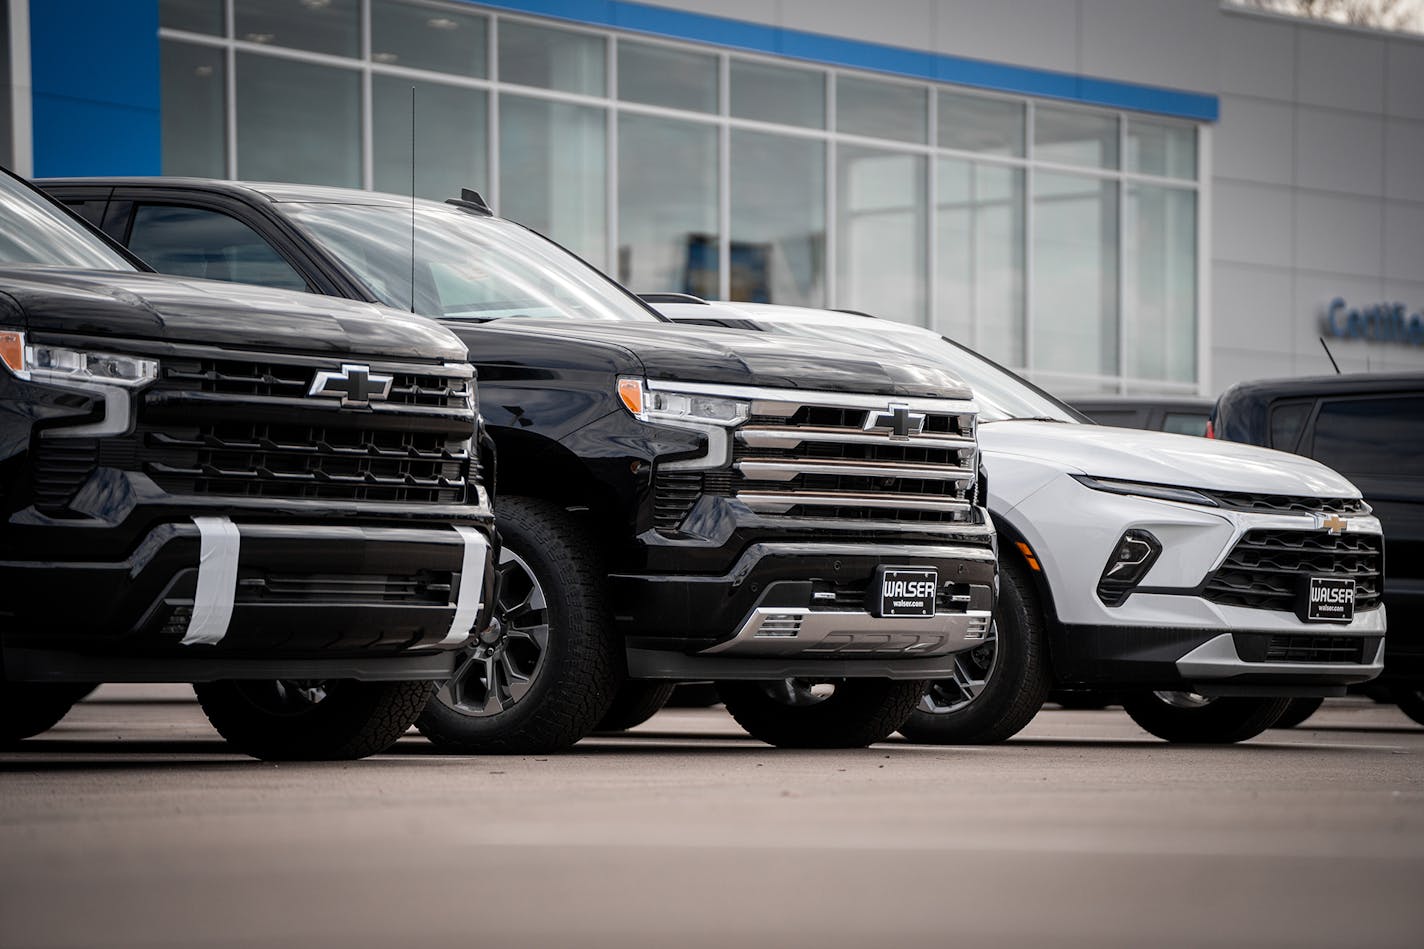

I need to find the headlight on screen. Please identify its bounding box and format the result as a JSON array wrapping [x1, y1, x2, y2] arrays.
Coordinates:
[[1071, 474, 1219, 508], [0, 331, 158, 387], [617, 377, 748, 428]]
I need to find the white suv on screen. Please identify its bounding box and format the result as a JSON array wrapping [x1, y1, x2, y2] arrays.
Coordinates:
[[651, 299, 1386, 744]]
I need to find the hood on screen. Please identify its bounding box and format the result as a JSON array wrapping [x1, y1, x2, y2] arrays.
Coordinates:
[[472, 318, 973, 400], [0, 267, 467, 364], [980, 420, 1361, 497]]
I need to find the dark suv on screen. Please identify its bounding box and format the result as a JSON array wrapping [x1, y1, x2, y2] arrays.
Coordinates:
[[1213, 372, 1424, 725], [42, 177, 999, 751], [1, 169, 497, 759]]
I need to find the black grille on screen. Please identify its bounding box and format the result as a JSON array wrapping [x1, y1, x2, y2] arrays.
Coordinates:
[[235, 571, 453, 605], [1203, 530, 1383, 612], [652, 470, 702, 532], [1262, 634, 1367, 663], [158, 357, 471, 410], [30, 438, 99, 513], [138, 421, 468, 504], [1206, 492, 1370, 516]]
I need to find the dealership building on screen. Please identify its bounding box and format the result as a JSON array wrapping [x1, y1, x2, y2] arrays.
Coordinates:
[[3, 0, 1422, 396]]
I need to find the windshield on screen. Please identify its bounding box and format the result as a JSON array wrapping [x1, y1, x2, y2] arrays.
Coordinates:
[[0, 171, 134, 270], [931, 337, 1083, 423], [285, 202, 660, 323]]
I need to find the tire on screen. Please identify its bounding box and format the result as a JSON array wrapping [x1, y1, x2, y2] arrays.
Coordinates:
[[416, 497, 620, 754], [1391, 685, 1424, 727], [0, 682, 95, 746], [717, 678, 926, 748], [1121, 691, 1292, 743], [596, 681, 676, 732], [193, 679, 434, 760], [1271, 696, 1325, 729], [898, 559, 1051, 745]]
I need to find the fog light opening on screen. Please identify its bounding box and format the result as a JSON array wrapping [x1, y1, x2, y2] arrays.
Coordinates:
[[1097, 529, 1162, 606]]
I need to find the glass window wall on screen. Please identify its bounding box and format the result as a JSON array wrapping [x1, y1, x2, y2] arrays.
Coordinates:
[[837, 145, 926, 323], [730, 59, 824, 129], [236, 53, 361, 187], [618, 40, 717, 114], [371, 0, 487, 77], [161, 40, 226, 177], [500, 94, 607, 267], [1126, 184, 1196, 383], [498, 20, 603, 95], [730, 130, 825, 306], [372, 76, 487, 201], [935, 159, 1025, 365], [1033, 173, 1119, 377], [235, 0, 359, 56], [618, 113, 719, 298], [836, 76, 927, 144]]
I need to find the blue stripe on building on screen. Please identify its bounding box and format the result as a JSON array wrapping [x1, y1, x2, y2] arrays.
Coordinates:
[[29, 0, 162, 176], [473, 0, 1220, 122]]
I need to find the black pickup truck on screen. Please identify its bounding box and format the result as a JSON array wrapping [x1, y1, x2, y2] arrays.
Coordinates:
[[2, 170, 497, 759], [43, 178, 999, 750]]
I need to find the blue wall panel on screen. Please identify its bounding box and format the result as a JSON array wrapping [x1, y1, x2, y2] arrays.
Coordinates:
[[30, 0, 161, 176]]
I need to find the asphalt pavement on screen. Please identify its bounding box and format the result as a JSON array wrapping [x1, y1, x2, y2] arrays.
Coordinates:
[[2, 686, 1421, 949]]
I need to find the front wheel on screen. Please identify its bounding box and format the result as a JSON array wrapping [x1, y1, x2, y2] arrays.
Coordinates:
[[898, 559, 1050, 745], [416, 497, 621, 754], [1391, 685, 1424, 727], [717, 679, 925, 748], [1121, 690, 1291, 743], [0, 682, 97, 747], [193, 679, 434, 760]]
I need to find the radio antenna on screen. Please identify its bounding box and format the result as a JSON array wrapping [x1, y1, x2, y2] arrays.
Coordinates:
[[1318, 336, 1341, 374], [410, 85, 417, 314]]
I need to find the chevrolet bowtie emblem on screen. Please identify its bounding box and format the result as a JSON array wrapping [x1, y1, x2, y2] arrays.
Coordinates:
[[863, 404, 927, 441], [1320, 514, 1348, 535], [308, 364, 393, 408]]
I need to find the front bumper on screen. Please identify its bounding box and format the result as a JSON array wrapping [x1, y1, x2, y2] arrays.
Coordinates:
[[1054, 614, 1386, 696], [611, 541, 996, 680], [1, 516, 497, 682]]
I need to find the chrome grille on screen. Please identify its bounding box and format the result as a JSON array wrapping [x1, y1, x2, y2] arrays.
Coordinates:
[[1203, 529, 1383, 612], [730, 394, 977, 525]]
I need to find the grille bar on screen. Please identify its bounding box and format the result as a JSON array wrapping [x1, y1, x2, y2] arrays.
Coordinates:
[[739, 491, 972, 515], [738, 426, 975, 452], [736, 458, 975, 483]]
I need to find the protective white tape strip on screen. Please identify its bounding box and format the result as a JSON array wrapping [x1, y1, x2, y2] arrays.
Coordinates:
[[182, 516, 241, 646], [442, 526, 491, 645]]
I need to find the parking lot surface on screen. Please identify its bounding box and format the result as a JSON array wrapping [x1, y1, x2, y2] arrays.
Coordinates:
[[2, 686, 1421, 949]]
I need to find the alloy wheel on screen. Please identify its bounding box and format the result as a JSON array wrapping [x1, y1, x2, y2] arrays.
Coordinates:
[[918, 621, 998, 714]]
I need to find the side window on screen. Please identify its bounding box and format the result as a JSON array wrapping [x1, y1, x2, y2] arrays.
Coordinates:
[[1268, 401, 1313, 452], [61, 199, 108, 229], [1162, 412, 1209, 436], [1309, 396, 1424, 479], [1085, 410, 1139, 428], [126, 204, 308, 292]]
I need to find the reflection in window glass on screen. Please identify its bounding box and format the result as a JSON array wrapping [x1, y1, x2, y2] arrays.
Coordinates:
[[499, 20, 604, 95], [837, 145, 926, 323], [372, 76, 487, 201], [935, 158, 1024, 365], [837, 76, 927, 144], [730, 130, 825, 306], [1311, 397, 1424, 478], [161, 41, 226, 177], [619, 40, 717, 113], [371, 0, 487, 77], [128, 204, 307, 291], [285, 203, 657, 322], [237, 54, 361, 186], [1127, 184, 1195, 383], [1162, 412, 1209, 436], [618, 114, 718, 297], [501, 95, 607, 268], [235, 0, 359, 56], [161, 0, 224, 34], [1033, 173, 1118, 375], [0, 173, 133, 269], [730, 59, 824, 129], [1035, 105, 1118, 169], [1128, 119, 1197, 180], [939, 92, 1024, 156]]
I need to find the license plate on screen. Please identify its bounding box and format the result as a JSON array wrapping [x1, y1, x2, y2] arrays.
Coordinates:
[[1298, 576, 1356, 623], [874, 567, 938, 618]]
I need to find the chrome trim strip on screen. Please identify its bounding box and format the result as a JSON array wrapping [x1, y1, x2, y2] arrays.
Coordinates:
[[736, 458, 975, 483], [182, 516, 241, 646], [739, 491, 972, 514], [1174, 633, 1386, 679], [737, 426, 976, 451], [644, 378, 976, 416], [441, 526, 490, 645]]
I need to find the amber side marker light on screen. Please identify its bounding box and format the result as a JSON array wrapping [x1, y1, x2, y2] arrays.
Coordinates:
[[0, 331, 24, 375], [1015, 541, 1041, 571], [617, 377, 643, 416]]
